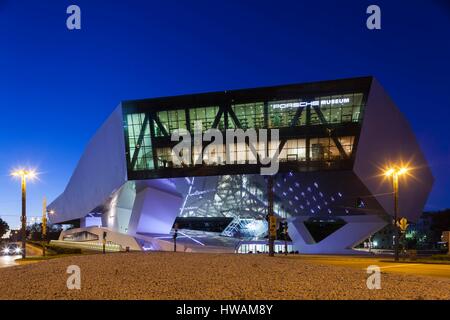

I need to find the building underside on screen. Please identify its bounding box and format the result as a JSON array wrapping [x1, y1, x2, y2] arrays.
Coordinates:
[[49, 77, 433, 254]]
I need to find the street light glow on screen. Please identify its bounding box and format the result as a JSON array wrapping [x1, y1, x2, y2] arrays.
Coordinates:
[[384, 168, 395, 177], [382, 164, 412, 262], [384, 166, 409, 177], [10, 166, 39, 259], [11, 168, 38, 180]]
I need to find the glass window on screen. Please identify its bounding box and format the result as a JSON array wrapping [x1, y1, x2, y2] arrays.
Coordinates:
[[155, 147, 171, 168], [268, 100, 303, 128], [310, 137, 337, 161], [283, 139, 307, 162], [338, 136, 355, 156], [310, 108, 321, 125], [155, 109, 186, 136], [316, 93, 364, 124], [189, 106, 223, 131], [231, 102, 265, 129], [309, 136, 355, 161], [203, 143, 225, 165], [125, 113, 154, 171], [353, 93, 364, 122]]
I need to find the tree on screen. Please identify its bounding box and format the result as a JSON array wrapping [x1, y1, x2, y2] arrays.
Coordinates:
[[0, 218, 10, 239], [27, 222, 62, 241]]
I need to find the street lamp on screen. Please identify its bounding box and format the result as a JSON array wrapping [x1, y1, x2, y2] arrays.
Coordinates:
[[42, 197, 53, 257], [384, 166, 409, 262], [11, 168, 37, 259], [267, 175, 275, 257]]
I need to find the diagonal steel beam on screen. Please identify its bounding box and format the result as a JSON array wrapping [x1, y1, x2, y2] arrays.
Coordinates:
[[130, 113, 150, 169], [278, 138, 287, 157], [227, 106, 242, 129], [290, 106, 305, 127], [211, 107, 225, 129], [153, 113, 169, 137], [312, 106, 348, 159]]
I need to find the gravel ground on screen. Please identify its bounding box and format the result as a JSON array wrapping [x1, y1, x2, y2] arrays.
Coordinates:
[[0, 252, 449, 300]]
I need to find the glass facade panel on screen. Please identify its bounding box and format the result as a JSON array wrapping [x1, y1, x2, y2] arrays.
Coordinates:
[[203, 143, 225, 165], [266, 139, 307, 162], [338, 136, 355, 156], [226, 142, 259, 164], [268, 100, 300, 128], [189, 106, 223, 131], [309, 136, 354, 161], [237, 243, 293, 254], [283, 139, 307, 162], [315, 93, 363, 124], [124, 91, 364, 173], [155, 109, 186, 137], [126, 113, 154, 170], [267, 93, 364, 128], [231, 102, 265, 129], [155, 147, 185, 168], [148, 136, 353, 170]]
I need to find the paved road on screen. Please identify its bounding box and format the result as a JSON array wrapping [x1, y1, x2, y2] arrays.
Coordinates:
[[0, 255, 19, 268], [1, 252, 449, 299], [0, 243, 44, 269], [288, 255, 450, 279]]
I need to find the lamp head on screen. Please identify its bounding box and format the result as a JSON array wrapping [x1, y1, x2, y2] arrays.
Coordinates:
[[384, 168, 395, 177], [384, 166, 410, 177], [11, 168, 38, 180]]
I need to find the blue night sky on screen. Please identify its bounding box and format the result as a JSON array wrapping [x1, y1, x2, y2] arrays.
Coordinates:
[[0, 0, 449, 228]]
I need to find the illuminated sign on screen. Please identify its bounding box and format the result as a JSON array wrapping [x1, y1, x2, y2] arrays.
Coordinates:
[[271, 97, 350, 109]]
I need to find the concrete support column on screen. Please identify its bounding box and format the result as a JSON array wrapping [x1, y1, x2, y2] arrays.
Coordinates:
[[289, 215, 388, 254], [128, 182, 183, 236]]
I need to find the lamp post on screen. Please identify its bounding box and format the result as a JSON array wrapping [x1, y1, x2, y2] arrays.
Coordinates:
[[384, 166, 408, 262], [267, 175, 275, 257], [173, 223, 179, 252], [282, 220, 288, 255], [11, 169, 37, 259], [42, 198, 55, 256]]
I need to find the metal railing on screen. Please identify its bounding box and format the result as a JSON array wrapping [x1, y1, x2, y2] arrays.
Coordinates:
[[50, 240, 121, 252]]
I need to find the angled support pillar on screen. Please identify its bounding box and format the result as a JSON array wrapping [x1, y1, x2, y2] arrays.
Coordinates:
[[288, 215, 388, 254], [128, 181, 183, 236]]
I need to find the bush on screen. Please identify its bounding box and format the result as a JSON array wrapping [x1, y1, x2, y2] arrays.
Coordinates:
[[44, 244, 82, 255], [430, 254, 450, 261], [28, 241, 45, 248]]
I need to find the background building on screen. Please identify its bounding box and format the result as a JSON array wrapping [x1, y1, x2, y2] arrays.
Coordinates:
[[48, 77, 433, 254]]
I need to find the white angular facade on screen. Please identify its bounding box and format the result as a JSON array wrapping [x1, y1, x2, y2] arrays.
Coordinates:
[[49, 77, 433, 254]]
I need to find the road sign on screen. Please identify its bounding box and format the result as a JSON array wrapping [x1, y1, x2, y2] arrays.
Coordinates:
[[397, 217, 409, 233], [269, 216, 277, 237]]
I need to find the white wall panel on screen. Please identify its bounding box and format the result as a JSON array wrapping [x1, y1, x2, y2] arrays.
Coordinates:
[[49, 105, 127, 223]]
